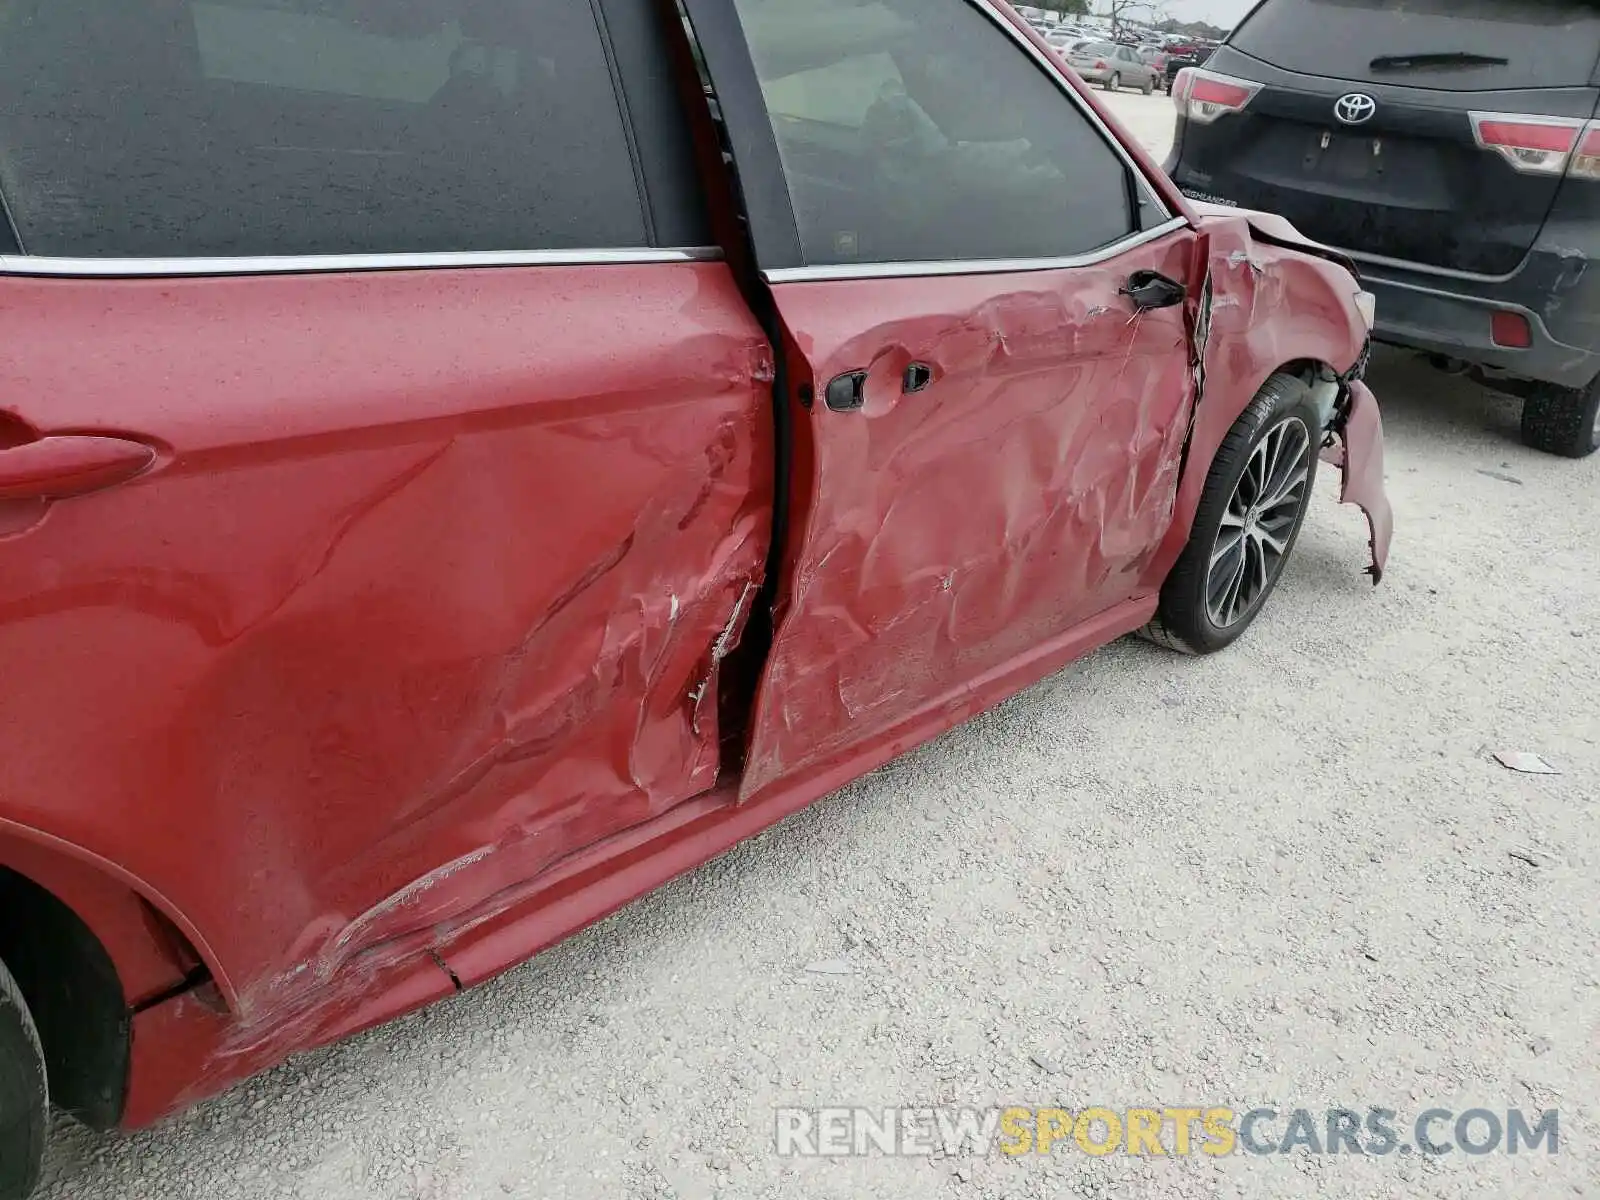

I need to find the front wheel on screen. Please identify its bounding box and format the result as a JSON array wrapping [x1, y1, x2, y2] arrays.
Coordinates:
[[1104, 72, 1120, 91], [1141, 74, 1155, 94], [0, 958, 46, 1200], [1144, 374, 1321, 655], [1520, 376, 1600, 458]]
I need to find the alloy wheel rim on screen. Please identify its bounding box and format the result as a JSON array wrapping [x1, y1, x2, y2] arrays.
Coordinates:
[[1205, 416, 1312, 629]]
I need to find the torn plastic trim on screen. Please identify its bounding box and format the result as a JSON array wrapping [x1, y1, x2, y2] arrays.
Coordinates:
[[1321, 369, 1393, 585]]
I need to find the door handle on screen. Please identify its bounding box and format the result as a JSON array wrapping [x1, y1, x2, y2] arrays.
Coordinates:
[[0, 435, 156, 502], [1120, 270, 1187, 312], [825, 371, 867, 412]]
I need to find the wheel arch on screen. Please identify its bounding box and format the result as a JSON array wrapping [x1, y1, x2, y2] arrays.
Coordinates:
[[0, 832, 222, 1129], [1142, 351, 1346, 596]]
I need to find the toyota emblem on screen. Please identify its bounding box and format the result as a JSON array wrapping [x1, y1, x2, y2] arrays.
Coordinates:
[[1334, 93, 1378, 125]]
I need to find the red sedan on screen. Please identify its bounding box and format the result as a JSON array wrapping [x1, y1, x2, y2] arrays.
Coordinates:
[[0, 0, 1390, 1192]]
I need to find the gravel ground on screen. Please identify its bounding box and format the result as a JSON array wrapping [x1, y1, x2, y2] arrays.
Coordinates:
[[35, 91, 1600, 1200]]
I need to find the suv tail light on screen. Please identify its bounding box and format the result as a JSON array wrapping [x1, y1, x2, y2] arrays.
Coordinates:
[[1469, 112, 1600, 180], [1470, 112, 1583, 175], [1172, 68, 1261, 125], [1570, 123, 1600, 180]]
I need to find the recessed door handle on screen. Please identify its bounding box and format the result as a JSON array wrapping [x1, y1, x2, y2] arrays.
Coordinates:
[[0, 435, 156, 502], [1120, 270, 1187, 312], [825, 371, 867, 412]]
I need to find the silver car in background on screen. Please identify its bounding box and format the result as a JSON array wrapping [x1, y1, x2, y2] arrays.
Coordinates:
[[1045, 31, 1095, 56], [1066, 40, 1159, 93]]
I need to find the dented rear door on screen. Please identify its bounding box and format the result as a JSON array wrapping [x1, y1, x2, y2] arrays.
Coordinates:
[[691, 0, 1201, 797], [0, 0, 771, 1017]]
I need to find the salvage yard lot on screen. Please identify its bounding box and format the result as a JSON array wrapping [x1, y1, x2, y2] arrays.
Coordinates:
[[37, 90, 1600, 1200]]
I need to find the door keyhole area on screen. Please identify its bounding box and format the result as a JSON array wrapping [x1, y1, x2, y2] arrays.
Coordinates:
[[825, 363, 933, 412], [825, 371, 868, 412]]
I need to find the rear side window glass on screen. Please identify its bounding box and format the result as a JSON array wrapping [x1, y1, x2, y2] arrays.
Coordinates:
[[0, 0, 651, 257], [1231, 0, 1600, 90], [730, 0, 1139, 266]]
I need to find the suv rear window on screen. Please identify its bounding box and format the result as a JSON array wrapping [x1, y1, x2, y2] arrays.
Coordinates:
[[1230, 0, 1600, 90]]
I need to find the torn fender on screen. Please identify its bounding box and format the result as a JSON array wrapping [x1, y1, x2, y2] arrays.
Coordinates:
[[1323, 379, 1392, 584]]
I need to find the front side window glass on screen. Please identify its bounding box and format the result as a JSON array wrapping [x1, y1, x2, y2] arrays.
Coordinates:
[[730, 0, 1139, 266]]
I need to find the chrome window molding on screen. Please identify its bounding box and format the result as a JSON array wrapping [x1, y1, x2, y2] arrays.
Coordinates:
[[762, 216, 1189, 284], [0, 247, 723, 278]]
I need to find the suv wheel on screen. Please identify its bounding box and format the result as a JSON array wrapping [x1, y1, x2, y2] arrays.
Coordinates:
[[1520, 376, 1600, 459], [0, 958, 47, 1200]]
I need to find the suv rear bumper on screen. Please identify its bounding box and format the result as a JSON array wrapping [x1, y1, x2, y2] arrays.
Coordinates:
[[1360, 263, 1600, 392]]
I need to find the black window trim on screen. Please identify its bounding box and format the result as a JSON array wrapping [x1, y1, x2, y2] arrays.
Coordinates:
[[679, 0, 806, 270], [588, 0, 660, 248], [708, 0, 1182, 283]]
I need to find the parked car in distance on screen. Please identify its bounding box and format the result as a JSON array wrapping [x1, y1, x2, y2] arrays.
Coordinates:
[[1162, 40, 1212, 91], [1165, 0, 1600, 457], [1137, 43, 1168, 73], [0, 0, 1391, 1194], [1068, 39, 1161, 92], [1047, 31, 1094, 55]]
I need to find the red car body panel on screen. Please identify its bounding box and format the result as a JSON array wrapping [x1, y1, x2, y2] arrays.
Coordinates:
[[0, 832, 195, 1007], [123, 594, 1158, 1126], [0, 262, 773, 1021], [1172, 201, 1391, 585], [0, 0, 1392, 1144], [742, 230, 1198, 799], [1326, 380, 1394, 582]]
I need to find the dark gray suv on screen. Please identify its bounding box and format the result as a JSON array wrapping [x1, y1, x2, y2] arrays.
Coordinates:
[[1165, 0, 1600, 458]]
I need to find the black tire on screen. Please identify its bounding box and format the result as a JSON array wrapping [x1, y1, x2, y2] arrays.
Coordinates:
[[1141, 74, 1154, 94], [1144, 373, 1321, 655], [0, 958, 46, 1200], [1104, 72, 1120, 91], [1519, 376, 1600, 459]]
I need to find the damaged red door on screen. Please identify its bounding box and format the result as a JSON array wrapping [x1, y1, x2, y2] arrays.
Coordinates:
[[711, 0, 1202, 797], [0, 265, 774, 1017], [0, 0, 772, 1020]]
